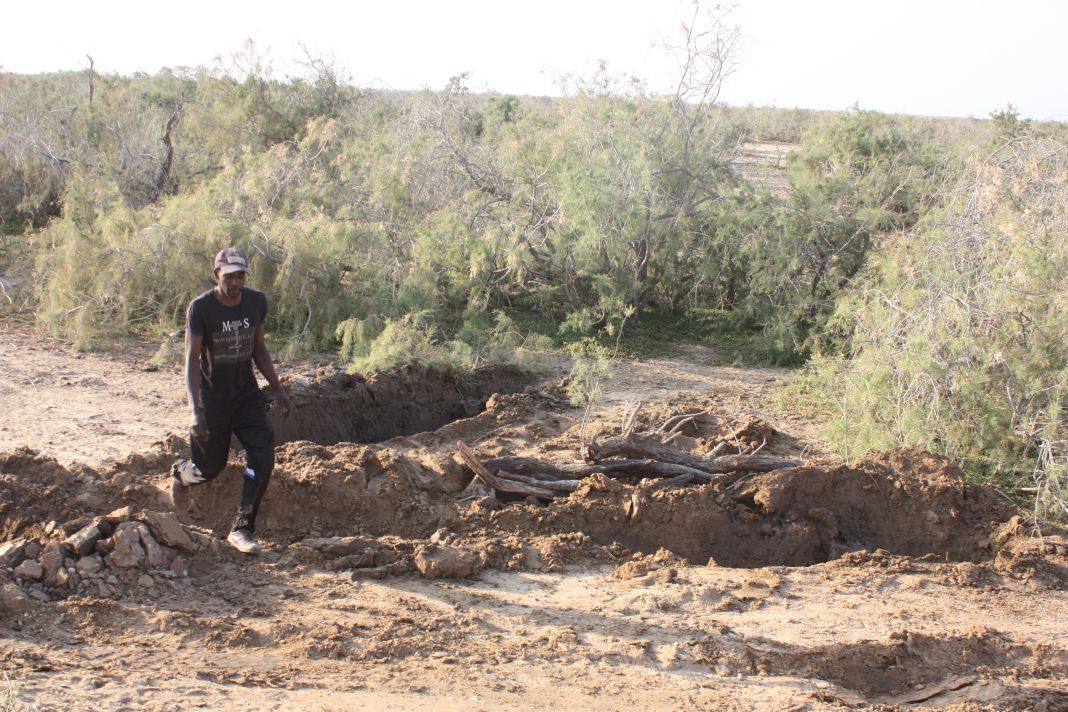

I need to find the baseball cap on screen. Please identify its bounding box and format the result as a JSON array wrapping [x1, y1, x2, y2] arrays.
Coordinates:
[[214, 247, 249, 275]]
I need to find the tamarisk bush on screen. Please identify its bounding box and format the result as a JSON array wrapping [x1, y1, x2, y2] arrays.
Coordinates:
[[808, 138, 1067, 518]]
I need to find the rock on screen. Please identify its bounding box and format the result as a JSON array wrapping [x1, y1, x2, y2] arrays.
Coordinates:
[[76, 554, 104, 576], [134, 523, 169, 568], [141, 511, 196, 553], [106, 522, 146, 569], [0, 582, 32, 613], [15, 559, 44, 581], [39, 541, 68, 582], [302, 536, 377, 558], [95, 536, 115, 556], [171, 556, 189, 578], [66, 523, 103, 557], [137, 574, 156, 588], [55, 567, 72, 588], [414, 543, 483, 579], [24, 540, 43, 560], [471, 496, 500, 513], [0, 538, 30, 568], [60, 516, 93, 535], [102, 506, 135, 524], [523, 545, 543, 570], [27, 587, 51, 603]]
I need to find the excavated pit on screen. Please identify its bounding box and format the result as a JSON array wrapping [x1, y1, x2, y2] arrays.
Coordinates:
[[267, 363, 536, 446], [4, 362, 1068, 711], [0, 383, 1029, 573]]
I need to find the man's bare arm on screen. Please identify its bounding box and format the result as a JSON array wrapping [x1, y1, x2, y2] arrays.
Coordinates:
[[185, 330, 208, 441], [252, 323, 292, 417]]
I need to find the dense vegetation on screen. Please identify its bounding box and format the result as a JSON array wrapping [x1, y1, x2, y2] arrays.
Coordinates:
[[1, 26, 1064, 516]]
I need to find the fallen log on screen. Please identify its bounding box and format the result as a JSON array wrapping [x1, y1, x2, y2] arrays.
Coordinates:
[[585, 436, 799, 474], [484, 456, 714, 483], [457, 439, 801, 502], [457, 441, 558, 498]]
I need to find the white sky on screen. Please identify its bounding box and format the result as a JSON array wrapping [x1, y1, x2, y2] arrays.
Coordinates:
[[2, 0, 1065, 121]]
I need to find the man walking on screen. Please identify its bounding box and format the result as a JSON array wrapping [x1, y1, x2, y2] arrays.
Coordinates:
[[170, 247, 293, 555]]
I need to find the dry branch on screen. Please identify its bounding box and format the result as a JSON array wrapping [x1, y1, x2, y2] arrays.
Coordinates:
[[456, 441, 557, 498], [584, 435, 799, 473], [457, 436, 802, 502]]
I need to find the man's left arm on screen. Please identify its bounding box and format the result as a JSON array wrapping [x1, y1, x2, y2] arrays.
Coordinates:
[[252, 323, 292, 417]]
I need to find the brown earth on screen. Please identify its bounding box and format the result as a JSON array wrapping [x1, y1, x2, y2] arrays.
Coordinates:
[[1, 328, 1066, 711]]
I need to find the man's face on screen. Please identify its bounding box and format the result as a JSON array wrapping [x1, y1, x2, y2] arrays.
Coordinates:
[[216, 269, 246, 299]]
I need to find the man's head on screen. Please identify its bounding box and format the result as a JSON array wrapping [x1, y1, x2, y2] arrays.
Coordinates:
[[214, 247, 248, 299], [214, 247, 248, 276]]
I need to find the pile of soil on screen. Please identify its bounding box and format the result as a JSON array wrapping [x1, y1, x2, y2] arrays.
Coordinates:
[[2, 354, 1066, 710], [0, 376, 1046, 597]]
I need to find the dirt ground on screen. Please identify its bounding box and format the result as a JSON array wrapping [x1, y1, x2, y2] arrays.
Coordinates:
[[1, 327, 1066, 711]]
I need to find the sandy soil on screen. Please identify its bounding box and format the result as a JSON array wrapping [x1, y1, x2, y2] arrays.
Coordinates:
[[1, 328, 1066, 711]]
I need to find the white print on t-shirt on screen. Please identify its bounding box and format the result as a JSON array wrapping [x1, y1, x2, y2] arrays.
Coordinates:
[[213, 318, 255, 365], [222, 318, 251, 332]]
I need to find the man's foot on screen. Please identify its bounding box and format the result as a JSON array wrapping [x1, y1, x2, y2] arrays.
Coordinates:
[[169, 462, 192, 512], [227, 528, 261, 555]]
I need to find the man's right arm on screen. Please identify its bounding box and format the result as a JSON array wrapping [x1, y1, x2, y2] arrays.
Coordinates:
[[185, 329, 208, 442]]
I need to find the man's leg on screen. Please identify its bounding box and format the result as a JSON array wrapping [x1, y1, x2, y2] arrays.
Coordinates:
[[229, 390, 275, 540], [171, 407, 232, 511]]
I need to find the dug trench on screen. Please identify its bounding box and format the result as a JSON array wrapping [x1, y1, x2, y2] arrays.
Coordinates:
[[0, 365, 1054, 570], [2, 363, 1067, 708]]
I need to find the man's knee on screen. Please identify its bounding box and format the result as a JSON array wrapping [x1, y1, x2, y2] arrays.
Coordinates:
[[174, 459, 223, 486]]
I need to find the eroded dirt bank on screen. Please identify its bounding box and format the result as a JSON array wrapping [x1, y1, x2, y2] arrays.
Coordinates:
[[1, 350, 1066, 710]]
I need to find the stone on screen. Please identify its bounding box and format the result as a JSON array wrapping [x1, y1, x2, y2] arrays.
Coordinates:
[[24, 540, 43, 560], [102, 506, 135, 524], [137, 574, 156, 588], [106, 522, 146, 569], [141, 511, 196, 553], [27, 588, 50, 602], [95, 536, 115, 556], [414, 543, 483, 579], [55, 567, 71, 588], [134, 523, 169, 568], [15, 559, 44, 581], [60, 516, 92, 535], [0, 582, 32, 613], [65, 523, 103, 557], [39, 541, 68, 582], [171, 556, 189, 578], [76, 554, 104, 576], [0, 538, 29, 568]]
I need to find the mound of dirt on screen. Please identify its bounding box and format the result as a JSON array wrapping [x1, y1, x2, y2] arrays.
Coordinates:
[[467, 448, 1016, 567], [2, 349, 1067, 711], [0, 433, 1028, 579], [0, 448, 117, 541]]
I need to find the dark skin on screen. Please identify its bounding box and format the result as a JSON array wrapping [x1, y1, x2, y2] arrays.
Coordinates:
[[186, 269, 293, 441]]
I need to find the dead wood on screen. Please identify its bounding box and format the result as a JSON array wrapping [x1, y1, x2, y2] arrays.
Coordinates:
[[457, 437, 802, 502], [584, 435, 799, 473], [484, 456, 714, 482], [457, 441, 558, 498]]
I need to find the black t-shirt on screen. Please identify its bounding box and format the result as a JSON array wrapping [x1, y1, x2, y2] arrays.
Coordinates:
[[186, 288, 268, 400]]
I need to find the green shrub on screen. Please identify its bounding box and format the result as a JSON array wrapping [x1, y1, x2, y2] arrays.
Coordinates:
[[800, 139, 1068, 516]]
